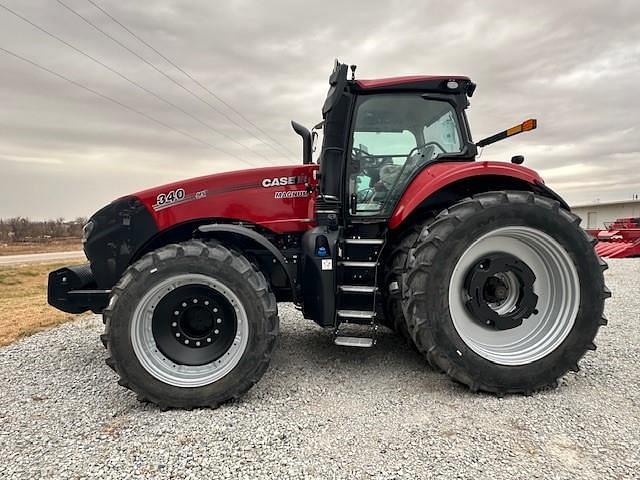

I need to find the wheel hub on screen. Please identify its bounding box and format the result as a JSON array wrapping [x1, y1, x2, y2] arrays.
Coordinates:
[[169, 296, 224, 348], [152, 285, 237, 365], [464, 253, 538, 330], [180, 307, 214, 339], [483, 276, 509, 303]]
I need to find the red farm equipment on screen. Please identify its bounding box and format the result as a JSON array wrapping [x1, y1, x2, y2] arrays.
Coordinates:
[[47, 61, 609, 409], [587, 217, 640, 258]]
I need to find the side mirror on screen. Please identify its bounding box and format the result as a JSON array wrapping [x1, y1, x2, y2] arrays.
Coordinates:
[[291, 121, 312, 164]]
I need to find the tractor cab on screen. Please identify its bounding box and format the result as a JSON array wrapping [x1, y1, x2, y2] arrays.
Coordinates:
[[313, 61, 477, 222], [297, 61, 479, 342]]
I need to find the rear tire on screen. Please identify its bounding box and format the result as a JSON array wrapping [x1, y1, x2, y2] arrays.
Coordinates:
[[382, 220, 431, 345], [101, 240, 278, 409], [402, 191, 609, 394]]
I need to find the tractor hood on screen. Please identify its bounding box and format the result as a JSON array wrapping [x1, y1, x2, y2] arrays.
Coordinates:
[[83, 164, 317, 289], [133, 164, 318, 233]]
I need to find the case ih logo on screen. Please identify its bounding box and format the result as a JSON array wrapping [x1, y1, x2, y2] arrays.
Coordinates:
[[261, 176, 307, 188]]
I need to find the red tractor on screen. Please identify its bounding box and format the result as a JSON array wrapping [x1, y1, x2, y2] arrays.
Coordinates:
[[48, 61, 609, 409]]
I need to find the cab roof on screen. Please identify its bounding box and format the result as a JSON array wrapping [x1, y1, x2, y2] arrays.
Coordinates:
[[356, 75, 469, 88], [353, 75, 475, 96]]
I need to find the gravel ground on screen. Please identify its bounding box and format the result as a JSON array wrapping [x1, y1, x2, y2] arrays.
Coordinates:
[[1, 259, 639, 479]]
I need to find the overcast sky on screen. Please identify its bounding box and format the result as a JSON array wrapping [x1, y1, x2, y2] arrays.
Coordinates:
[[1, 0, 639, 219]]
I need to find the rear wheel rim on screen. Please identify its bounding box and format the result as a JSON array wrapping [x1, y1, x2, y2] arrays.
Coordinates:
[[131, 273, 249, 387], [449, 226, 580, 366]]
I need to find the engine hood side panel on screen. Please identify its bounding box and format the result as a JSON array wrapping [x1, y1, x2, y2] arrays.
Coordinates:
[[134, 165, 318, 233]]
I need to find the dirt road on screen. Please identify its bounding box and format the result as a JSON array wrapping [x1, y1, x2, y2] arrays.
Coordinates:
[[0, 251, 85, 266]]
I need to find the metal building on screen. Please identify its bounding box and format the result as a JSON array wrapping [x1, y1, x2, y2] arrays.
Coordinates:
[[572, 199, 640, 229]]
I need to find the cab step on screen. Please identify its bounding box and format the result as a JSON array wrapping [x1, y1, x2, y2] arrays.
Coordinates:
[[334, 336, 375, 348], [338, 285, 378, 293], [344, 238, 384, 245], [338, 261, 377, 268], [337, 309, 376, 319]]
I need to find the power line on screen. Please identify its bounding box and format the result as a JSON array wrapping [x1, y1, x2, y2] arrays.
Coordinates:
[[56, 0, 293, 162], [0, 3, 269, 165], [0, 45, 252, 164], [0, 1, 264, 165], [85, 0, 298, 159]]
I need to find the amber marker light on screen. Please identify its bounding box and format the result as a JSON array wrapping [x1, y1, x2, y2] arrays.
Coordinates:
[[477, 119, 538, 148]]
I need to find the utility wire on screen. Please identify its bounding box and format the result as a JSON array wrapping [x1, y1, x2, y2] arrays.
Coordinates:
[[85, 0, 297, 159], [56, 0, 292, 162], [0, 2, 262, 165], [0, 45, 253, 162]]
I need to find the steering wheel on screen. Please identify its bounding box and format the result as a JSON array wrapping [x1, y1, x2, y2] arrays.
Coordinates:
[[351, 147, 382, 173], [352, 147, 382, 204], [406, 141, 446, 160], [351, 146, 374, 162]]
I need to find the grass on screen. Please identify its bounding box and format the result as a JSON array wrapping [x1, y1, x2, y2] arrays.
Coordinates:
[[0, 238, 82, 256], [0, 260, 86, 346]]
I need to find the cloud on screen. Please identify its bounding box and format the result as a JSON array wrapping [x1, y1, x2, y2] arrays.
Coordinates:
[[0, 0, 639, 219]]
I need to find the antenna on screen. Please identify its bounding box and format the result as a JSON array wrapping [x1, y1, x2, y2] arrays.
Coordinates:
[[350, 64, 357, 81]]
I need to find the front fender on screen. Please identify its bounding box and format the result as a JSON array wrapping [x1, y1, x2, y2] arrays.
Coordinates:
[[389, 161, 544, 229], [197, 224, 297, 302]]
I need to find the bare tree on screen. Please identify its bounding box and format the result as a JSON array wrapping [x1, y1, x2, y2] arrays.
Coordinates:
[[0, 217, 86, 242]]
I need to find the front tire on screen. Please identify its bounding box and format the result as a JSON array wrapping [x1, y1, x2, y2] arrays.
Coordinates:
[[101, 240, 278, 409], [402, 191, 609, 394]]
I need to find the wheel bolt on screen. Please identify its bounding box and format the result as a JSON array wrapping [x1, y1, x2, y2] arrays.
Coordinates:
[[196, 341, 201, 346], [174, 311, 179, 316], [171, 322, 177, 327], [182, 302, 187, 307], [175, 332, 181, 338], [213, 308, 218, 313], [216, 318, 222, 324], [204, 300, 209, 306], [214, 329, 220, 335], [207, 337, 212, 343], [193, 299, 198, 304], [184, 339, 189, 345]]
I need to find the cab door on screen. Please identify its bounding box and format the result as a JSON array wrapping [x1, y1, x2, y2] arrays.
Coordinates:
[[347, 93, 465, 218]]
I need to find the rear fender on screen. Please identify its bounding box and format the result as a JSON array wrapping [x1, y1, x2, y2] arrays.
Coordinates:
[[389, 161, 548, 229]]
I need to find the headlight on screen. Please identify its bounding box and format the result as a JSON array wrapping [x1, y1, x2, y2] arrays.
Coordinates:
[[82, 220, 95, 243]]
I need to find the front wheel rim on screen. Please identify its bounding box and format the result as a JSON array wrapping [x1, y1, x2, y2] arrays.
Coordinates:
[[449, 226, 580, 366], [130, 273, 249, 388]]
